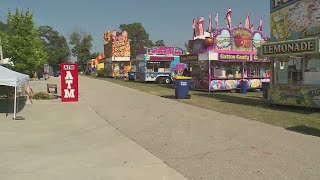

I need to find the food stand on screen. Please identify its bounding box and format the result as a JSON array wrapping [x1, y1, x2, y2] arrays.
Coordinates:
[[182, 26, 270, 91], [258, 0, 320, 108], [85, 54, 105, 76], [103, 30, 131, 78], [133, 47, 185, 84]]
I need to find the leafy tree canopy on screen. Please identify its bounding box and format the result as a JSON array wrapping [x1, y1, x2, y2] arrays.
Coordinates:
[[90, 52, 100, 59], [3, 8, 47, 74], [38, 25, 70, 70], [0, 21, 10, 32], [119, 23, 153, 57], [154, 40, 165, 47], [69, 32, 93, 71]]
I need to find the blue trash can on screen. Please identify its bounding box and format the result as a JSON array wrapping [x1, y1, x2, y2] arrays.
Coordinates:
[[174, 77, 192, 99], [128, 72, 135, 81], [241, 80, 247, 94]]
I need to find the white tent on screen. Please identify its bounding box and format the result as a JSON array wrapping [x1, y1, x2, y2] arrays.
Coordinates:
[[0, 65, 29, 119], [0, 58, 14, 66]]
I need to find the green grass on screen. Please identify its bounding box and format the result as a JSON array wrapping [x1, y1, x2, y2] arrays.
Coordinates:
[[93, 76, 320, 137], [31, 92, 56, 100]]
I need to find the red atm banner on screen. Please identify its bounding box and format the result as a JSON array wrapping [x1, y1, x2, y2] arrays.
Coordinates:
[[60, 63, 78, 102]]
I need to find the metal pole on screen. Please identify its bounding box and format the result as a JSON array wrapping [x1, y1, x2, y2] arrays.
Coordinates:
[[208, 59, 211, 93], [13, 86, 17, 120], [0, 38, 4, 64]]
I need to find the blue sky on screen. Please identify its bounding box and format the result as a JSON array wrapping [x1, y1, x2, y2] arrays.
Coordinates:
[[1, 0, 270, 54]]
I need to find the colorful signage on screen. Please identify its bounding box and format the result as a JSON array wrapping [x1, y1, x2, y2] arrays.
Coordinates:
[[147, 47, 184, 55], [103, 31, 111, 45], [232, 28, 252, 51], [218, 53, 250, 61], [104, 43, 112, 59], [270, 0, 299, 12], [261, 38, 319, 56], [214, 28, 231, 51], [252, 55, 268, 61], [60, 63, 78, 102], [104, 30, 130, 58], [209, 79, 265, 90], [252, 31, 266, 50], [172, 63, 186, 71], [213, 27, 266, 52], [108, 61, 131, 78], [270, 86, 320, 108], [113, 30, 130, 57], [270, 0, 320, 41], [194, 17, 205, 39], [180, 54, 199, 62], [104, 31, 112, 58], [149, 56, 174, 61], [191, 78, 267, 90]]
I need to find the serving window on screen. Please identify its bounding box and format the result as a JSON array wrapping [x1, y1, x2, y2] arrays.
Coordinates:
[[111, 61, 130, 74], [274, 55, 320, 86], [211, 62, 242, 78], [146, 61, 171, 73], [189, 61, 208, 78], [246, 62, 270, 78], [304, 55, 320, 85], [274, 57, 303, 85]]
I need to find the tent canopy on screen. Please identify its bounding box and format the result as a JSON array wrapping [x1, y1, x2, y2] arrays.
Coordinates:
[[0, 65, 29, 87]]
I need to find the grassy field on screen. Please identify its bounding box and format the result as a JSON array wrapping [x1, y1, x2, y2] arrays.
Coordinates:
[[93, 76, 320, 137]]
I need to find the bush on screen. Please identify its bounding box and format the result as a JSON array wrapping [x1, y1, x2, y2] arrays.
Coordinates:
[[31, 92, 54, 100]]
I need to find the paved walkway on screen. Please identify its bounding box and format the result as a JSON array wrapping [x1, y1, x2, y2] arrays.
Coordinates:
[[80, 76, 320, 180], [0, 78, 187, 180], [1, 76, 320, 180]]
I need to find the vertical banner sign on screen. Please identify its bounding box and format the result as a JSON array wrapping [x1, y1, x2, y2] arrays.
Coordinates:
[[60, 63, 78, 102]]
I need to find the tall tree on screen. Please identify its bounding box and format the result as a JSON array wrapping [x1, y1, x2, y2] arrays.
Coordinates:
[[119, 23, 153, 57], [90, 52, 100, 59], [0, 22, 7, 65], [69, 32, 93, 71], [154, 40, 165, 46], [3, 9, 47, 73], [0, 21, 10, 32], [38, 25, 70, 70], [0, 21, 9, 52]]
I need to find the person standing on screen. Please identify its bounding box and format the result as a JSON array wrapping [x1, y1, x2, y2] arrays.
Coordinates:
[[43, 70, 47, 80]]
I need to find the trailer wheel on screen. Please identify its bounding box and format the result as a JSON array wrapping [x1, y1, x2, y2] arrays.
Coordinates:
[[155, 77, 161, 84], [164, 77, 171, 84]]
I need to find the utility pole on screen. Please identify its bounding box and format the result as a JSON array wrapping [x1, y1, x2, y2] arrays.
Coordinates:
[[0, 38, 3, 64]]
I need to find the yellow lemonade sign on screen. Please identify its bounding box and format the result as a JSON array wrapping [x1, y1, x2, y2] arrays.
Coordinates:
[[261, 38, 319, 56]]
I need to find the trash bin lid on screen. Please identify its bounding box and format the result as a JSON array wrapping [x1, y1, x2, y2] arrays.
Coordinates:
[[174, 76, 192, 80]]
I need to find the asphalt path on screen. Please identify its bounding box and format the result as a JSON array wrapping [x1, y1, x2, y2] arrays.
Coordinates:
[[80, 76, 320, 180]]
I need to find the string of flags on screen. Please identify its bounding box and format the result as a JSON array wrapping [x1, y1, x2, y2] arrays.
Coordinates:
[[192, 8, 263, 38]]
